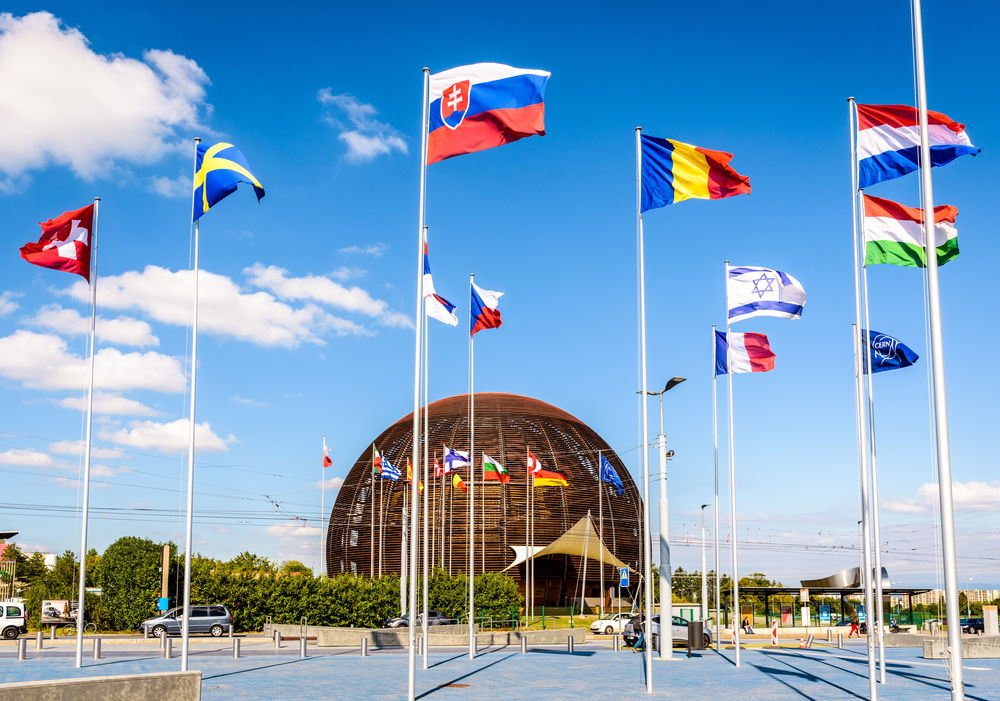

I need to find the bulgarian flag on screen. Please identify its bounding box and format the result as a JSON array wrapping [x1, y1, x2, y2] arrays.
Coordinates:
[[533, 468, 568, 487], [452, 472, 468, 493], [483, 454, 510, 484], [863, 194, 959, 268], [372, 446, 382, 475]]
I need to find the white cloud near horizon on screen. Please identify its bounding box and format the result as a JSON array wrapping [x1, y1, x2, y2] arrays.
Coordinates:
[[262, 520, 322, 561], [317, 476, 344, 492], [28, 304, 159, 346], [61, 265, 377, 346], [0, 291, 20, 316], [317, 90, 407, 162], [329, 267, 367, 282], [149, 171, 191, 198], [100, 418, 234, 454], [0, 329, 185, 392], [48, 441, 128, 460], [883, 480, 1000, 514], [338, 244, 387, 256], [51, 391, 161, 416], [0, 448, 54, 466], [0, 12, 210, 187]]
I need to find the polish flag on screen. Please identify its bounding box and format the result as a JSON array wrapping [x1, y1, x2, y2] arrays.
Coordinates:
[[323, 437, 332, 468], [20, 204, 94, 281]]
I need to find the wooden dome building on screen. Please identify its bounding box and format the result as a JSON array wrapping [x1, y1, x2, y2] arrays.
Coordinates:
[[326, 393, 643, 605]]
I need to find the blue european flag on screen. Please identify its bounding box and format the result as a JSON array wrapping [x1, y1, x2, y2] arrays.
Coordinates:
[[600, 454, 623, 496], [192, 142, 265, 222], [862, 330, 919, 374]]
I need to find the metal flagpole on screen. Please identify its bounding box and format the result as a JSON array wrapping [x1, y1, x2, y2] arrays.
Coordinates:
[[407, 67, 430, 701], [912, 3, 964, 695], [849, 97, 878, 700], [724, 260, 741, 667], [181, 138, 202, 673], [402, 485, 408, 613], [321, 435, 325, 576], [862, 265, 887, 683], [701, 506, 708, 623], [74, 196, 100, 669], [635, 126, 653, 692], [372, 445, 376, 577], [468, 273, 476, 659], [379, 463, 384, 576], [579, 510, 590, 616], [712, 324, 721, 649], [422, 256, 430, 670], [657, 391, 672, 661], [599, 451, 604, 620], [528, 446, 532, 622]]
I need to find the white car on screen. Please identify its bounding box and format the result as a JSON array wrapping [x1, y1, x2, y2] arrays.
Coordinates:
[[1, 602, 27, 640], [590, 612, 633, 635], [624, 614, 713, 650]]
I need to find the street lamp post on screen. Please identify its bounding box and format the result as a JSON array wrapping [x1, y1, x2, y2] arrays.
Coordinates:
[[643, 376, 685, 660]]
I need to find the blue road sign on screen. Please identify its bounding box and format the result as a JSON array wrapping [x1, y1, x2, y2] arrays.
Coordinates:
[[620, 568, 629, 588], [819, 605, 831, 625], [157, 597, 169, 611]]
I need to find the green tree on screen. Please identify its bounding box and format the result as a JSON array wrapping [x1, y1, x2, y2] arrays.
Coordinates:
[[280, 560, 310, 575], [95, 537, 162, 631], [228, 551, 273, 575]]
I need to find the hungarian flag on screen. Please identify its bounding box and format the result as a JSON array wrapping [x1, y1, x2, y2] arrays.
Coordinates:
[[527, 449, 542, 475], [452, 472, 468, 493], [20, 204, 94, 281], [483, 454, 510, 484], [372, 446, 382, 475], [323, 438, 332, 468], [407, 460, 424, 494], [533, 468, 568, 487]]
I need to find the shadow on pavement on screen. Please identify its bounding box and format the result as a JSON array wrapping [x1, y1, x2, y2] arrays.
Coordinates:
[[202, 656, 322, 681], [416, 653, 519, 699]]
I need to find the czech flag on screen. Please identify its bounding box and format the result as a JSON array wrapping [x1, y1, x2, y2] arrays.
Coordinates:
[[470, 282, 503, 336], [428, 63, 550, 165], [714, 331, 774, 376], [856, 104, 979, 189], [640, 135, 750, 212]]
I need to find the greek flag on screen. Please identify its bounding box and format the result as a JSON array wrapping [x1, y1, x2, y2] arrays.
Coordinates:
[[380, 456, 401, 481], [600, 454, 623, 496]]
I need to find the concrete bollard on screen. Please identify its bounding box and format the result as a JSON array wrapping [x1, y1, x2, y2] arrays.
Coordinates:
[[299, 637, 307, 658], [568, 635, 574, 653], [837, 633, 843, 648], [17, 639, 26, 661], [50, 625, 56, 641], [229, 624, 234, 638], [806, 635, 814, 649], [417, 636, 424, 656], [827, 629, 832, 642], [93, 638, 101, 660], [472, 637, 478, 656], [273, 630, 281, 649], [143, 626, 149, 640], [233, 638, 240, 659], [521, 636, 527, 653], [36, 631, 43, 650], [361, 637, 368, 657], [164, 638, 172, 659]]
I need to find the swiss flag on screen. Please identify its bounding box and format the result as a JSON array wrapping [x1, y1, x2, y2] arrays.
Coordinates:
[[434, 457, 443, 479], [20, 204, 94, 282], [527, 449, 542, 474]]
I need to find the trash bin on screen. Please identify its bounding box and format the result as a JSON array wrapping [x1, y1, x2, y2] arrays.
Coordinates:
[[688, 620, 704, 651]]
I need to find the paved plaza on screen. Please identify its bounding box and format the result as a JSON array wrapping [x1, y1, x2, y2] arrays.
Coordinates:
[[1, 638, 997, 700]]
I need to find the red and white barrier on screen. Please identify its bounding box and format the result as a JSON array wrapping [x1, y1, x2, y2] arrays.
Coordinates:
[[771, 621, 778, 646]]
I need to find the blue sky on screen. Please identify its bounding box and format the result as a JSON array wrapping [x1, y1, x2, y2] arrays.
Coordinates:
[[1, 1, 997, 589]]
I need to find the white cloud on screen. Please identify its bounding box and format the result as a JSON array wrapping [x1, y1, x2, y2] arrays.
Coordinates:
[[0, 449, 54, 466], [0, 291, 20, 316], [61, 265, 370, 346], [100, 418, 234, 454], [317, 476, 344, 491], [883, 480, 1000, 514], [338, 243, 387, 256], [51, 391, 160, 416], [262, 520, 322, 560], [0, 12, 210, 185], [318, 90, 407, 162], [149, 172, 191, 198], [28, 305, 159, 346], [0, 330, 185, 392], [232, 396, 265, 407], [49, 441, 128, 459], [330, 266, 367, 282], [51, 476, 108, 489], [245, 263, 411, 328]]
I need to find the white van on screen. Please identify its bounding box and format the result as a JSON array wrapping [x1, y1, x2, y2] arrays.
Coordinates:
[[1, 602, 27, 639]]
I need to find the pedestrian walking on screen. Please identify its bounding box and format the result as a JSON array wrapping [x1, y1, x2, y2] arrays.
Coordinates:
[[848, 610, 860, 638]]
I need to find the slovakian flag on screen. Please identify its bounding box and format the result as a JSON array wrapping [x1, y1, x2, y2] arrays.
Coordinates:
[[428, 63, 550, 165], [423, 237, 459, 326], [856, 104, 979, 189], [323, 437, 332, 468], [452, 472, 468, 493], [470, 283, 503, 336], [640, 135, 751, 212], [20, 204, 94, 282], [863, 194, 958, 268], [715, 330, 775, 375], [862, 329, 919, 374], [483, 454, 510, 484], [727, 266, 807, 323]]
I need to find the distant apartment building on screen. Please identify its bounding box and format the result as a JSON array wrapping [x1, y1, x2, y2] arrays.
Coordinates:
[[910, 589, 999, 606]]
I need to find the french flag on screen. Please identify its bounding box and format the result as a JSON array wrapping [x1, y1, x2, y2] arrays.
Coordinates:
[[856, 104, 979, 189], [715, 331, 774, 375], [470, 282, 502, 336], [428, 63, 550, 165]]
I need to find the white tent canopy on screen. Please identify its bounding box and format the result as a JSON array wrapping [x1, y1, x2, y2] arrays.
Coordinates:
[[503, 513, 634, 573]]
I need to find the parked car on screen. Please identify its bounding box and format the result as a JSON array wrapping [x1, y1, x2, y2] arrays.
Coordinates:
[[383, 611, 454, 628], [590, 612, 633, 635], [623, 614, 713, 649], [141, 605, 232, 638], [0, 602, 27, 640], [961, 618, 984, 634]]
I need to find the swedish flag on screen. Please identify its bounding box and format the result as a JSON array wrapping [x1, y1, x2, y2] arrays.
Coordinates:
[[192, 142, 265, 222]]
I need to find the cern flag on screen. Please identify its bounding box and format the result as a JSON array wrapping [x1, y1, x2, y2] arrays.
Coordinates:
[[381, 456, 401, 481], [727, 266, 806, 323], [862, 329, 919, 374], [600, 454, 623, 496]]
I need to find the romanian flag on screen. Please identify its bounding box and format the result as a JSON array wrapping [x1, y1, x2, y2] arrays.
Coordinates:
[[640, 135, 750, 212], [372, 446, 382, 475], [533, 468, 568, 487], [452, 472, 468, 493], [407, 460, 424, 494]]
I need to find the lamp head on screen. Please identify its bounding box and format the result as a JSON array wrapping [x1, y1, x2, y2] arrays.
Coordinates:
[[664, 377, 687, 392], [665, 450, 674, 459]]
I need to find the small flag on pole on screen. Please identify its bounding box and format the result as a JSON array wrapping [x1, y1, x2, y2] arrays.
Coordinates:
[[727, 266, 807, 323], [600, 454, 623, 496], [372, 446, 382, 475], [444, 446, 470, 474], [715, 331, 775, 375], [20, 204, 95, 281], [434, 457, 444, 479], [640, 135, 751, 212], [533, 468, 569, 487], [323, 438, 332, 468], [862, 330, 919, 374], [452, 472, 468, 493], [381, 456, 400, 482], [470, 283, 503, 336], [407, 459, 424, 494], [527, 449, 542, 475], [483, 454, 510, 484], [863, 194, 959, 268], [192, 142, 265, 222], [424, 237, 459, 326]]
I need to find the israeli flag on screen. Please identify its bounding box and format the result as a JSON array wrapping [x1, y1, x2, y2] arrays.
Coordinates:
[[600, 454, 623, 496], [727, 266, 806, 324], [862, 330, 919, 374]]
